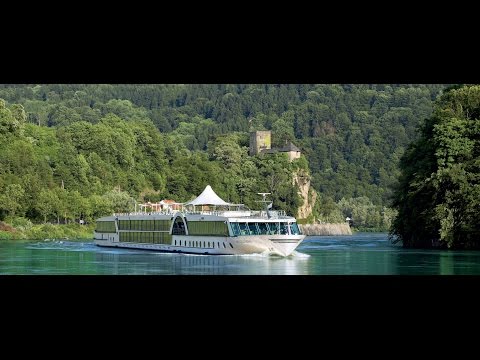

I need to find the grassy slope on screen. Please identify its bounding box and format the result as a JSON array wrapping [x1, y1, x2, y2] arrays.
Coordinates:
[[0, 223, 95, 240]]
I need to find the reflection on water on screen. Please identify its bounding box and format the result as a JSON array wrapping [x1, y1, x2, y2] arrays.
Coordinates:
[[92, 250, 309, 275], [2, 233, 480, 274], [440, 253, 454, 275]]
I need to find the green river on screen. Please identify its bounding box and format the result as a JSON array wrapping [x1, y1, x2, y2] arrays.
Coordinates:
[[1, 233, 480, 274]]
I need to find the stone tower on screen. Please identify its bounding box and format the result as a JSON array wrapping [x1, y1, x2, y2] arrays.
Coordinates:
[[249, 131, 271, 155]]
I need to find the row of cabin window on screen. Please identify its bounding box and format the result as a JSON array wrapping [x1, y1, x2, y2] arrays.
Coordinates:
[[118, 219, 170, 231], [174, 239, 233, 249], [96, 221, 116, 233], [230, 222, 301, 236], [119, 231, 172, 244]]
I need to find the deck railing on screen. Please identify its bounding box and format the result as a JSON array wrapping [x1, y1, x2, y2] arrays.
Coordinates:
[[113, 209, 288, 218]]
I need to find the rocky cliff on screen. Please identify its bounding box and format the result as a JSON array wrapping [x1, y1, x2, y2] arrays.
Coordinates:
[[293, 169, 317, 220], [294, 170, 352, 235]]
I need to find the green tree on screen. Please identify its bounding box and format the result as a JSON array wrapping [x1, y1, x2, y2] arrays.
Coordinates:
[[102, 189, 135, 213], [210, 133, 247, 170], [0, 99, 24, 136], [391, 85, 480, 248], [0, 184, 25, 217], [316, 194, 343, 223], [36, 189, 59, 223], [271, 116, 295, 147], [88, 194, 113, 221], [67, 190, 89, 222]]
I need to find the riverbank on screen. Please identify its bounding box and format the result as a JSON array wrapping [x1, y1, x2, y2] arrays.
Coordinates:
[[1, 221, 382, 239], [0, 221, 94, 240], [300, 223, 352, 236]]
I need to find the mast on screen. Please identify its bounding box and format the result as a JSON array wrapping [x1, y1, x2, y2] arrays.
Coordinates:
[[257, 192, 272, 219]]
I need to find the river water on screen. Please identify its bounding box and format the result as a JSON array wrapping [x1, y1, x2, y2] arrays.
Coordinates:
[[1, 233, 480, 275]]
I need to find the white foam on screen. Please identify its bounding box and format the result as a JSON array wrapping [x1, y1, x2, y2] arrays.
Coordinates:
[[289, 250, 310, 258], [233, 252, 272, 258]]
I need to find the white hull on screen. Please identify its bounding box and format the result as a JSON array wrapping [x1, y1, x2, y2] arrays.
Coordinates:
[[94, 234, 305, 257]]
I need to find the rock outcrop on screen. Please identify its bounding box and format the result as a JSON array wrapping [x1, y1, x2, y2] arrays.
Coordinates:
[[294, 169, 317, 220]]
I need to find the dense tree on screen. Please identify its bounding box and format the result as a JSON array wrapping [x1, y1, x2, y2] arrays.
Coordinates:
[[102, 189, 135, 213], [0, 99, 25, 136], [391, 85, 480, 248], [0, 184, 25, 217], [36, 189, 59, 223]]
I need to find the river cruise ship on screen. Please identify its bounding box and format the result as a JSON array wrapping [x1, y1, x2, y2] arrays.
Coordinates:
[[94, 186, 305, 256]]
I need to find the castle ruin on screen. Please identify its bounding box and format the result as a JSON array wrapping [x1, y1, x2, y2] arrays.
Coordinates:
[[249, 130, 301, 161]]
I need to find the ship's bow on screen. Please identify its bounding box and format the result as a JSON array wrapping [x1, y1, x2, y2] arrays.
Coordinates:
[[270, 235, 306, 256]]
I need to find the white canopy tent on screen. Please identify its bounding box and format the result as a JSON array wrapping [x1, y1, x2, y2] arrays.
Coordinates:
[[186, 185, 230, 206]]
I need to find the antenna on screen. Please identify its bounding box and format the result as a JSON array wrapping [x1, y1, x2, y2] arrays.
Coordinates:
[[256, 192, 272, 218], [257, 192, 271, 202]]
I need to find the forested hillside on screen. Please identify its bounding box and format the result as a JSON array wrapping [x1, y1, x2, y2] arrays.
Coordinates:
[[0, 84, 446, 231]]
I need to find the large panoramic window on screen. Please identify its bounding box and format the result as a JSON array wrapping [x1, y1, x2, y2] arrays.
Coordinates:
[[154, 232, 172, 244], [118, 220, 130, 230], [228, 222, 296, 236], [248, 223, 258, 235], [118, 219, 170, 231], [257, 223, 269, 235], [119, 231, 172, 244], [269, 223, 280, 235], [95, 221, 116, 233], [290, 223, 301, 235], [154, 220, 171, 231], [188, 221, 228, 236], [231, 222, 241, 236], [239, 223, 250, 235]]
